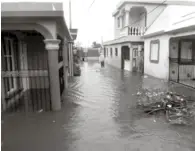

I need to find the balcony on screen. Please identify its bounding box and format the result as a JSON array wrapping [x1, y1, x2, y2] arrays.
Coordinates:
[[119, 26, 146, 38]]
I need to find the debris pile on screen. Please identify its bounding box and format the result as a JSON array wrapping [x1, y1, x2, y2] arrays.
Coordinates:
[[136, 88, 195, 125]]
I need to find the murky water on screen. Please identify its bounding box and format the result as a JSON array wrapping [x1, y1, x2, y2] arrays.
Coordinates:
[[2, 61, 195, 151]]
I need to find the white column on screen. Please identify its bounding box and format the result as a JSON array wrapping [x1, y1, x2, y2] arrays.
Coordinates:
[[120, 16, 123, 29], [125, 10, 130, 26], [44, 39, 61, 111], [63, 40, 69, 89], [68, 41, 74, 76]]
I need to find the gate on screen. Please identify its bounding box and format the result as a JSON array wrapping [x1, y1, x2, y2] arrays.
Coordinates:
[[132, 46, 144, 73], [1, 32, 51, 113], [169, 39, 195, 88]]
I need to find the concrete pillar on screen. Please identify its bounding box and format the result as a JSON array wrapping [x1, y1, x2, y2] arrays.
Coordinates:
[[68, 41, 74, 76], [125, 10, 130, 26], [44, 39, 61, 111], [63, 40, 69, 88], [120, 16, 123, 29]]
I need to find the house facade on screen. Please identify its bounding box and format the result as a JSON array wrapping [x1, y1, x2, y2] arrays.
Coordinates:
[[143, 5, 195, 88], [1, 2, 76, 113], [103, 0, 167, 72], [104, 0, 195, 88]]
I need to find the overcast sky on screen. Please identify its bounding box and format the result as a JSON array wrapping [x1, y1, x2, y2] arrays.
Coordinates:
[[63, 0, 120, 47], [2, 0, 120, 47]]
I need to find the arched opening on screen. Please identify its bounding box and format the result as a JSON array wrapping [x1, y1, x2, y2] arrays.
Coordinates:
[[129, 7, 147, 27], [1, 30, 51, 113]]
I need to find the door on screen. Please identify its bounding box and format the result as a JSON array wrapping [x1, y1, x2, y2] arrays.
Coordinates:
[[121, 48, 124, 69]]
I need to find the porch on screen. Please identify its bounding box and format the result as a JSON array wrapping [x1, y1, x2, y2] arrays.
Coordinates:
[[1, 30, 68, 113]]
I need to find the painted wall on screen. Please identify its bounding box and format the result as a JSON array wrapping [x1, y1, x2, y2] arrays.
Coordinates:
[[144, 35, 170, 80], [104, 44, 133, 71], [105, 44, 122, 69]]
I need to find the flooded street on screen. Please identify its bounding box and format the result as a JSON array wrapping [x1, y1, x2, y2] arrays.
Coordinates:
[[2, 61, 195, 151]]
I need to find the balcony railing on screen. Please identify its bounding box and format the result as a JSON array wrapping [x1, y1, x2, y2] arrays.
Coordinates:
[[128, 26, 146, 36], [119, 26, 146, 38]]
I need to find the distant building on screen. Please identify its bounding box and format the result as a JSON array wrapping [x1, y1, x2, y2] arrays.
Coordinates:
[[87, 48, 100, 60]]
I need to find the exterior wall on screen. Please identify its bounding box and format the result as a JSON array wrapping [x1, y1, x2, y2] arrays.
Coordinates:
[[144, 34, 170, 80], [105, 44, 133, 71], [105, 44, 122, 69]]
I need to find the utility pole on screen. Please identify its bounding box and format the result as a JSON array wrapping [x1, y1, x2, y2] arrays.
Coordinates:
[[69, 0, 72, 29]]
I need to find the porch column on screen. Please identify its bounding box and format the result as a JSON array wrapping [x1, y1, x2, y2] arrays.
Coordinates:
[[125, 10, 130, 26], [44, 39, 61, 111], [68, 41, 74, 76], [63, 40, 69, 88], [120, 16, 123, 29]]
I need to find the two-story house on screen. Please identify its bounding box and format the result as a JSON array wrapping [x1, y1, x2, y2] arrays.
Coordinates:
[[104, 0, 166, 72], [104, 0, 195, 88]]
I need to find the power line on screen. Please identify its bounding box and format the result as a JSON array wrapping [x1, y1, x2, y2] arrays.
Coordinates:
[[88, 0, 95, 10]]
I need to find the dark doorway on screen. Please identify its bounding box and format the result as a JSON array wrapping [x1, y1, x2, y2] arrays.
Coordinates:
[[121, 46, 130, 70]]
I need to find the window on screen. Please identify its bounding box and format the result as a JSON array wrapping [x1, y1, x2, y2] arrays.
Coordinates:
[[150, 40, 160, 63], [117, 17, 120, 28], [2, 38, 17, 93], [115, 48, 118, 56], [110, 48, 113, 57]]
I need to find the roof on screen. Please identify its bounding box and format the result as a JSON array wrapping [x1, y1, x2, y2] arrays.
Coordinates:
[[1, 2, 73, 41], [1, 2, 64, 17], [113, 0, 195, 16], [144, 5, 195, 37], [103, 35, 144, 45]]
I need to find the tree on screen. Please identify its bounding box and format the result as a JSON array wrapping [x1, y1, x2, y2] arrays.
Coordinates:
[[92, 41, 102, 48]]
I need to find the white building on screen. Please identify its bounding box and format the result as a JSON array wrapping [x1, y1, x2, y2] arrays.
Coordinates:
[[143, 5, 195, 88], [104, 0, 195, 88]]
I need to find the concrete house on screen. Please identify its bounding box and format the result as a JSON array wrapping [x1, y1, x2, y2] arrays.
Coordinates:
[[143, 4, 195, 88], [104, 0, 168, 72], [1, 2, 76, 112], [87, 48, 100, 61]]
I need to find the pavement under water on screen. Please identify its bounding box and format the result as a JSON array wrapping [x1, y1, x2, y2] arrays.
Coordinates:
[[2, 61, 195, 151]]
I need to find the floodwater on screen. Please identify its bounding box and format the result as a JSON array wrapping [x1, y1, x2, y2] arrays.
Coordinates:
[[2, 61, 195, 151]]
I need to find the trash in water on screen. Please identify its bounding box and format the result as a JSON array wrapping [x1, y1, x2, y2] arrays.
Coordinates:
[[136, 88, 195, 126]]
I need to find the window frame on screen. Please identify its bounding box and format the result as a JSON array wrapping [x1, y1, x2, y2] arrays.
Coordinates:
[[2, 37, 17, 94], [150, 39, 160, 64]]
